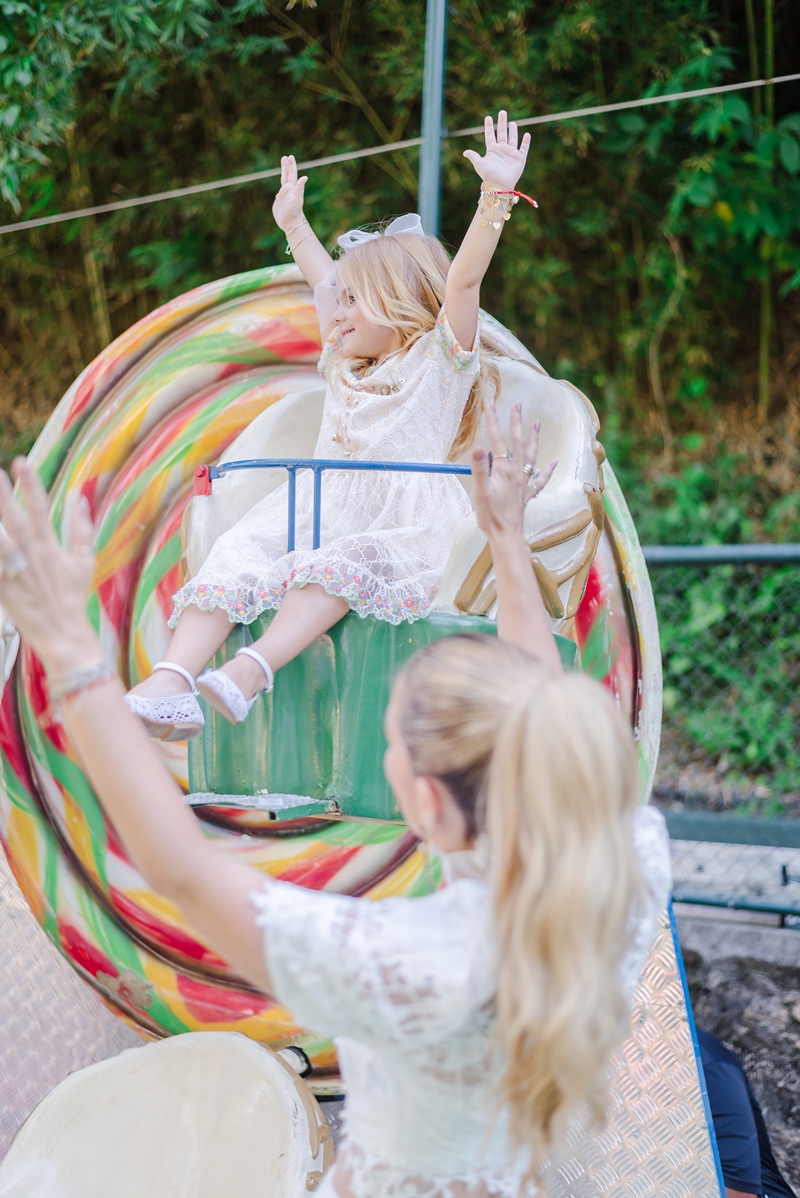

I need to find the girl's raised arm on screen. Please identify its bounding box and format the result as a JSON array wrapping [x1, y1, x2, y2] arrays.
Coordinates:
[[0, 462, 275, 996], [445, 112, 531, 352], [272, 155, 335, 289]]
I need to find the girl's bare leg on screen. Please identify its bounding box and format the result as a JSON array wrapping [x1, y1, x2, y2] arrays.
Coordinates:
[[129, 585, 349, 699], [128, 606, 234, 697], [220, 584, 349, 698]]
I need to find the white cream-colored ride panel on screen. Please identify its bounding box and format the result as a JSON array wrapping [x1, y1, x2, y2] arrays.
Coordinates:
[[0, 1032, 331, 1198], [435, 360, 601, 630]]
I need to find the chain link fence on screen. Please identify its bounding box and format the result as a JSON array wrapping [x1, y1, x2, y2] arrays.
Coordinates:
[[645, 546, 800, 813]]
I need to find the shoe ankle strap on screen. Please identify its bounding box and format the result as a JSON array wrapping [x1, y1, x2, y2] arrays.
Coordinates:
[[152, 661, 197, 693], [235, 647, 274, 693]]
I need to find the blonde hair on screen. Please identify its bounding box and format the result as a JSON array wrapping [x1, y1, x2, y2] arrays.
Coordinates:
[[335, 228, 501, 459], [397, 635, 644, 1181]]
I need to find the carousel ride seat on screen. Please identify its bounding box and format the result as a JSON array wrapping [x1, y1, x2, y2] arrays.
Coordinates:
[[185, 357, 597, 819], [0, 1032, 332, 1198]]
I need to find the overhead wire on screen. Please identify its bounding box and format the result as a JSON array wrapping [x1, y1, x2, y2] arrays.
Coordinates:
[[1, 72, 799, 237]]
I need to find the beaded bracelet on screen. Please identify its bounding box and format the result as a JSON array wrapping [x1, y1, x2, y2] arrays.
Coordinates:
[[49, 661, 116, 705]]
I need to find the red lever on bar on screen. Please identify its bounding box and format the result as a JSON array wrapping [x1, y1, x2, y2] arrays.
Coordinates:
[[194, 465, 212, 496]]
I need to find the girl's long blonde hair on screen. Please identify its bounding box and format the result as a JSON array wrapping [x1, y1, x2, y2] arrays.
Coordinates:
[[335, 229, 500, 459], [397, 635, 644, 1179]]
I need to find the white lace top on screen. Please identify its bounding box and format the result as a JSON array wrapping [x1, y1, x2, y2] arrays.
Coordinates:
[[171, 307, 478, 628], [252, 806, 672, 1198]]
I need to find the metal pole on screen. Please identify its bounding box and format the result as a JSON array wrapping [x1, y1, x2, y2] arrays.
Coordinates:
[[287, 467, 297, 553], [419, 0, 447, 236]]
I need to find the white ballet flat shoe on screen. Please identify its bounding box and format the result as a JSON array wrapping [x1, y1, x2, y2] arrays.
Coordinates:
[[124, 662, 205, 741], [196, 647, 274, 726]]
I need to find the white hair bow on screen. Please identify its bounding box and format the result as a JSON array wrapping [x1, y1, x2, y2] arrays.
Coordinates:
[[337, 212, 425, 252]]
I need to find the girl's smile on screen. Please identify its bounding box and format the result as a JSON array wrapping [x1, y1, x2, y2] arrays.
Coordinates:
[[332, 286, 402, 360]]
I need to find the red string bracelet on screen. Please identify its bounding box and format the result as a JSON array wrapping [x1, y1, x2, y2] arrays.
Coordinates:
[[495, 189, 539, 208]]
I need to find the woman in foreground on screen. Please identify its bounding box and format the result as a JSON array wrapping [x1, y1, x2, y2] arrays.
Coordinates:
[[0, 406, 670, 1198]]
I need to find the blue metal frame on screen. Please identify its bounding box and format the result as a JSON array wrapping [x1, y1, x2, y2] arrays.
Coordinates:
[[208, 457, 473, 552], [668, 901, 727, 1197], [645, 543, 800, 565]]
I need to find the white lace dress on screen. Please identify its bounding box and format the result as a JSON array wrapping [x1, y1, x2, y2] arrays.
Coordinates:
[[251, 806, 672, 1198], [169, 308, 478, 628]]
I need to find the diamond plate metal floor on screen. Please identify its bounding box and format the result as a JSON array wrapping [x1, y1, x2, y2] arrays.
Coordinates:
[[0, 846, 143, 1160]]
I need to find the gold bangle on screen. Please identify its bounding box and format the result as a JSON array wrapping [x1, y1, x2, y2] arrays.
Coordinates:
[[286, 229, 315, 257], [284, 218, 308, 239]]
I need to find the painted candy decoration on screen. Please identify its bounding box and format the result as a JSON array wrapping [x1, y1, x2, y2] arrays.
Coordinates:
[[0, 265, 660, 1084]]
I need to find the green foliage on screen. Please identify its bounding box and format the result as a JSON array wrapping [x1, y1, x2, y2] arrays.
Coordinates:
[[3, 0, 799, 421], [654, 562, 800, 796]]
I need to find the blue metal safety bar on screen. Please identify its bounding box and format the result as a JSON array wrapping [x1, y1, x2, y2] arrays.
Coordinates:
[[204, 458, 473, 553]]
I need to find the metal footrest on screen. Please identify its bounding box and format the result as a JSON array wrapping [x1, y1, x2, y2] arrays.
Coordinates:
[[185, 792, 335, 821]]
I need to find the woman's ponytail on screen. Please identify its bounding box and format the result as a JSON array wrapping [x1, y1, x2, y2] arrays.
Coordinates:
[[397, 637, 645, 1181], [487, 673, 642, 1175]]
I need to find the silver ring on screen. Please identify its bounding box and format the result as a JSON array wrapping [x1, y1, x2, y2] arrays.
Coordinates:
[[522, 464, 540, 480], [493, 452, 513, 461], [3, 550, 27, 580]]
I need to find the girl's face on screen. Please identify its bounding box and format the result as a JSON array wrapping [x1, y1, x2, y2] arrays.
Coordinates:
[[383, 678, 472, 853], [332, 280, 402, 360]]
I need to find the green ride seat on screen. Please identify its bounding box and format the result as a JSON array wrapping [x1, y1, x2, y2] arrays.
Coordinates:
[[189, 612, 577, 823]]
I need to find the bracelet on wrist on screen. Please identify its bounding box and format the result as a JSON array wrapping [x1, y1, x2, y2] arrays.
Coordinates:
[[49, 660, 116, 705], [478, 186, 538, 229], [286, 229, 315, 257], [283, 218, 308, 239]]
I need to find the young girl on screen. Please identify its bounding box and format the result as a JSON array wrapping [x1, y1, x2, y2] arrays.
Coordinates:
[[0, 410, 670, 1198], [124, 110, 543, 740]]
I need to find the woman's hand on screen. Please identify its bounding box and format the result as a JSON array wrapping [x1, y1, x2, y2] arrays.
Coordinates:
[[272, 155, 309, 234], [472, 405, 562, 669], [472, 402, 556, 544], [0, 459, 98, 670], [463, 111, 531, 193]]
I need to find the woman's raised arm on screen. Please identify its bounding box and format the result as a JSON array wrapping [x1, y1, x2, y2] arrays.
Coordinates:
[[471, 403, 562, 672], [445, 111, 531, 351], [0, 462, 275, 995]]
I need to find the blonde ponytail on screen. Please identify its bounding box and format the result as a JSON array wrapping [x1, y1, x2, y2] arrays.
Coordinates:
[[487, 674, 641, 1176], [397, 636, 644, 1181]]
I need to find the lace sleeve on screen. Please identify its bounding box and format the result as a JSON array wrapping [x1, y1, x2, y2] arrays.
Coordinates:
[[620, 805, 673, 999], [427, 306, 481, 374], [251, 878, 493, 1046]]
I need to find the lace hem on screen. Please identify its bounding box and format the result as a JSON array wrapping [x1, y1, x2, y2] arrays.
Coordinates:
[[337, 1132, 535, 1198], [169, 566, 432, 629]]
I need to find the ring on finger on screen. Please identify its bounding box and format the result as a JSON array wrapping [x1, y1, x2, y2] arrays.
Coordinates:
[[522, 464, 540, 479], [493, 452, 513, 461], [2, 550, 27, 580]]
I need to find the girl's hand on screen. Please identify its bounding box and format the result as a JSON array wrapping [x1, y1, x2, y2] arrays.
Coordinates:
[[472, 402, 556, 543], [0, 460, 98, 668], [272, 155, 309, 234], [463, 111, 531, 192]]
